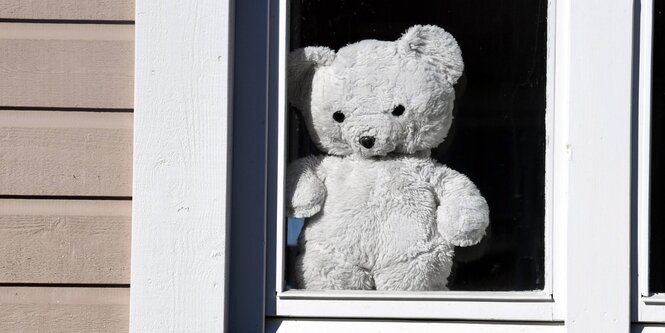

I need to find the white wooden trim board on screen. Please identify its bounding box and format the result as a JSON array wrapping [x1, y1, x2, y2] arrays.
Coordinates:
[[563, 0, 633, 331], [130, 0, 233, 331]]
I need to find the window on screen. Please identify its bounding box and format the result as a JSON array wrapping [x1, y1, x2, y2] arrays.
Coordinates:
[[131, 0, 639, 330], [638, 0, 665, 322], [649, 0, 665, 294], [268, 0, 562, 321], [285, 0, 548, 292]]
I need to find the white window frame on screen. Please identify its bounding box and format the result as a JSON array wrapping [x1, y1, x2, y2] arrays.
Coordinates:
[[130, 0, 635, 331], [266, 0, 632, 329], [637, 0, 664, 323], [268, 0, 560, 321]]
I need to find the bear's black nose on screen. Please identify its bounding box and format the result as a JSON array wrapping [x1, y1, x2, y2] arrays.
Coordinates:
[[359, 136, 375, 149]]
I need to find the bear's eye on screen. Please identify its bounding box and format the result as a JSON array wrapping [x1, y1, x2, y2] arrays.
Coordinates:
[[332, 111, 345, 123], [392, 104, 405, 117]]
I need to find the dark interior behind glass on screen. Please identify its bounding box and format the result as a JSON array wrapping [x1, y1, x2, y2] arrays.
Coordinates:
[[650, 0, 665, 294], [287, 0, 547, 291]]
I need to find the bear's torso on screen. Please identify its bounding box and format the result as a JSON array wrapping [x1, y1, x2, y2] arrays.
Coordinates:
[[300, 154, 450, 272]]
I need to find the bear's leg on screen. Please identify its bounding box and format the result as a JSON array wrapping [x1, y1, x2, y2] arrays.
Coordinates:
[[372, 247, 452, 291], [295, 246, 375, 290]]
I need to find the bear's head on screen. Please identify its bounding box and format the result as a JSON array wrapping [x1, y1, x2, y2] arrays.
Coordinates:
[[288, 25, 464, 158]]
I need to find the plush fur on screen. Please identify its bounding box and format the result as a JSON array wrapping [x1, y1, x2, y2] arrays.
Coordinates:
[[286, 25, 489, 291]]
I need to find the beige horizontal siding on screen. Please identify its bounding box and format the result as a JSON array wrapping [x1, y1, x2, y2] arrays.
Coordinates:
[[0, 287, 128, 332], [0, 0, 134, 21], [0, 199, 130, 284], [0, 23, 134, 109], [0, 7, 134, 332], [0, 111, 132, 196]]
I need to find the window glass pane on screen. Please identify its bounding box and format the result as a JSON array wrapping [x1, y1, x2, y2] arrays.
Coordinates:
[[286, 0, 547, 291], [650, 0, 665, 293]]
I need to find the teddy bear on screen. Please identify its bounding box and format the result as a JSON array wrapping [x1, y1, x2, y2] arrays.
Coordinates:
[[286, 25, 490, 291]]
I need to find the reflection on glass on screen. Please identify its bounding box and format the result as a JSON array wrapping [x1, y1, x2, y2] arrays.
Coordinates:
[[650, 0, 665, 294], [287, 0, 547, 291]]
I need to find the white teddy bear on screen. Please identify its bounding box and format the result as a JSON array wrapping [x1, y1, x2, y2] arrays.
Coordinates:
[[286, 25, 490, 291]]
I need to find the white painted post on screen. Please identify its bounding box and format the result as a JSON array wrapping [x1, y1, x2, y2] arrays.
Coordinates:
[[564, 0, 633, 331], [130, 0, 233, 331]]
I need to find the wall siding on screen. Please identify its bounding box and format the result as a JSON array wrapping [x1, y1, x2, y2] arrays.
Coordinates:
[[0, 0, 134, 21], [0, 287, 128, 332], [0, 111, 132, 196], [0, 5, 133, 332], [0, 23, 134, 109], [0, 199, 131, 284]]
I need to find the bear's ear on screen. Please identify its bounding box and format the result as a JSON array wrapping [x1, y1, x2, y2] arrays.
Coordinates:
[[288, 46, 336, 110], [398, 25, 464, 85]]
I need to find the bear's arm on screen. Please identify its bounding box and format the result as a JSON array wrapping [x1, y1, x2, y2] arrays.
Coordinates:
[[427, 164, 490, 247], [286, 155, 327, 218]]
